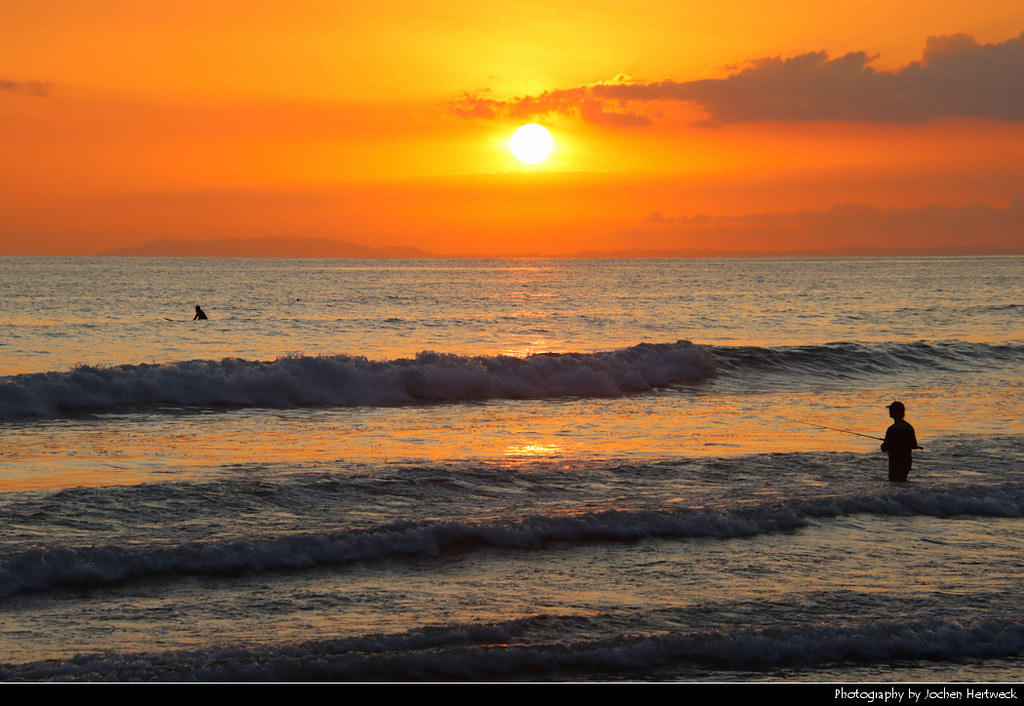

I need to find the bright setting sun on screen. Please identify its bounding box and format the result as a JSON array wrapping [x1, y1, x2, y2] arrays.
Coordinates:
[[509, 123, 553, 164]]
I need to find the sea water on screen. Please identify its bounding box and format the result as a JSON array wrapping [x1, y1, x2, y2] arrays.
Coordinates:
[[0, 256, 1021, 682]]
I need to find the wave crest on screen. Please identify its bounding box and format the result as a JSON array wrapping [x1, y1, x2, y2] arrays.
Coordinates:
[[3, 339, 1020, 419], [2, 481, 1020, 600], [0, 341, 714, 418]]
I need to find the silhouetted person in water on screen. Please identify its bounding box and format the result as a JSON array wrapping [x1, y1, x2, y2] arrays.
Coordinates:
[[193, 305, 208, 320], [881, 401, 920, 482]]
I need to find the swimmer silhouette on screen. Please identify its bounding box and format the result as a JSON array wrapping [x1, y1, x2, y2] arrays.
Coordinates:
[[193, 306, 208, 320], [881, 401, 921, 482]]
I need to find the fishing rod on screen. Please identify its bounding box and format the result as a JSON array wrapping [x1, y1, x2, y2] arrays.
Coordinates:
[[781, 416, 883, 441]]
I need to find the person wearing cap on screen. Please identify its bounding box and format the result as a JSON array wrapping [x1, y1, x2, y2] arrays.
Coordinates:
[[881, 401, 921, 482]]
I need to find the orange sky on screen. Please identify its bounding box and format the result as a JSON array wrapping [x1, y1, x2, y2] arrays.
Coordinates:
[[3, 0, 1024, 255]]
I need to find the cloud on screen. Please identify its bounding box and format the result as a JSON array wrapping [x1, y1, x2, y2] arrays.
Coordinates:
[[453, 77, 654, 127], [453, 30, 1024, 125], [0, 79, 52, 97], [633, 198, 1024, 251]]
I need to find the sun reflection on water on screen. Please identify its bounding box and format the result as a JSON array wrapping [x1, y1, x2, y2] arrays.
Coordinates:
[[503, 442, 566, 458]]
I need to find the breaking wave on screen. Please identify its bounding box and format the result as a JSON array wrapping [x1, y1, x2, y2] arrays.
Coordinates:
[[2, 481, 1020, 601], [0, 341, 713, 418], [2, 339, 1021, 419], [6, 613, 1024, 681]]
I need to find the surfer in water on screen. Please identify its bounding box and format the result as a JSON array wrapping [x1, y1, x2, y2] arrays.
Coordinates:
[[881, 401, 920, 482], [193, 305, 208, 320]]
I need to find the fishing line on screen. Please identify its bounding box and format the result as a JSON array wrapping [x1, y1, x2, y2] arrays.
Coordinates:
[[780, 416, 883, 441]]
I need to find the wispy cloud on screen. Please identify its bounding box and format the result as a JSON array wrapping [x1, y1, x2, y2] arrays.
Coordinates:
[[0, 79, 53, 97], [454, 31, 1024, 126], [630, 198, 1024, 251]]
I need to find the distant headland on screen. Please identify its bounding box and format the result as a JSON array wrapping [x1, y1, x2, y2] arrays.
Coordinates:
[[97, 237, 1024, 258], [98, 238, 437, 258]]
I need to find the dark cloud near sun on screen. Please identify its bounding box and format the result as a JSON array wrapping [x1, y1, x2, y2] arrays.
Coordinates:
[[0, 79, 53, 97], [453, 74, 656, 127], [454, 31, 1024, 125]]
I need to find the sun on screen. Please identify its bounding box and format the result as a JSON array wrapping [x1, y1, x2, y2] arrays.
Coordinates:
[[509, 123, 553, 164]]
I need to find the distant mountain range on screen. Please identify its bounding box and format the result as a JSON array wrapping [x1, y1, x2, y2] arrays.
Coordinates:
[[98, 237, 1023, 258], [99, 237, 438, 258]]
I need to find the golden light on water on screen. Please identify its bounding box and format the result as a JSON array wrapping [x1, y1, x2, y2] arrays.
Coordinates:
[[504, 442, 566, 458]]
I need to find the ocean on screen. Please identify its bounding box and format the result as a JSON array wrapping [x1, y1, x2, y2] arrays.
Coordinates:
[[0, 255, 1021, 683]]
